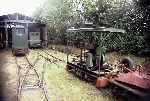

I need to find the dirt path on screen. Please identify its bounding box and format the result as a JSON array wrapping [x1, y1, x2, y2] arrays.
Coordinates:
[[0, 49, 17, 101]]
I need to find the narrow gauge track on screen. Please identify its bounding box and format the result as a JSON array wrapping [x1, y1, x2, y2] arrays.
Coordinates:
[[15, 49, 66, 101], [15, 54, 50, 101], [38, 49, 66, 63]]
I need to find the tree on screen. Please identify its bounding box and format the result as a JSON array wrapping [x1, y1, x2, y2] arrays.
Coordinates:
[[34, 0, 149, 54]]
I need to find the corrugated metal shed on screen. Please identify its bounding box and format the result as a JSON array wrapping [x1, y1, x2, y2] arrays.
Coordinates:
[[0, 13, 47, 48]]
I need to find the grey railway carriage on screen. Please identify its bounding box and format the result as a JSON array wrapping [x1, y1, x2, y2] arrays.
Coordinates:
[[12, 25, 28, 55], [28, 23, 47, 48], [29, 32, 41, 47]]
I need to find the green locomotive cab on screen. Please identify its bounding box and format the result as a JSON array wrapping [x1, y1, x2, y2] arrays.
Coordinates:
[[12, 25, 28, 55]]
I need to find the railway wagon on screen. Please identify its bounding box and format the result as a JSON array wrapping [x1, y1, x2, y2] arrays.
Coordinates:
[[12, 25, 28, 55], [29, 32, 41, 47], [28, 23, 47, 48]]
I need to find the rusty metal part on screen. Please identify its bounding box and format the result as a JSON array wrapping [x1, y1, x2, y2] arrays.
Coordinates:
[[115, 71, 150, 90]]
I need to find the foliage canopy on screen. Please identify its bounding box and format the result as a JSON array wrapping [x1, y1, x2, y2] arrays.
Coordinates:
[[34, 0, 150, 54]]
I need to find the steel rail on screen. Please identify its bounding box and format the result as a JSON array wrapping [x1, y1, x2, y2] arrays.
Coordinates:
[[15, 53, 50, 101], [37, 52, 60, 66], [41, 49, 66, 63]]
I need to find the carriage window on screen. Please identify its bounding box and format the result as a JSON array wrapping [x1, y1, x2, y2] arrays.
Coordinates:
[[30, 32, 39, 36], [32, 33, 34, 36], [16, 28, 25, 36], [36, 33, 39, 36]]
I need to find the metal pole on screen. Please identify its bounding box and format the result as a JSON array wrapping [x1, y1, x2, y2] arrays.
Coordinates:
[[4, 21, 8, 49], [66, 33, 69, 63], [67, 41, 69, 63], [98, 32, 102, 77]]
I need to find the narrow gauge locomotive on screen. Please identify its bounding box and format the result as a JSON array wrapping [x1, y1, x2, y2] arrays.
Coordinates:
[[66, 25, 150, 100]]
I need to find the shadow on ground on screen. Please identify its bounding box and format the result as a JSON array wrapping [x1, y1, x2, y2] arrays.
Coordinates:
[[0, 49, 17, 101], [0, 49, 9, 101]]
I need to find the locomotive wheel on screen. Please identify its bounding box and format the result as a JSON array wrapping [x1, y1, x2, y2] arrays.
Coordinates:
[[12, 49, 16, 56], [78, 71, 85, 79], [66, 65, 72, 71], [81, 71, 85, 80], [77, 70, 82, 77], [74, 68, 78, 74], [78, 70, 81, 77], [84, 73, 90, 81], [120, 57, 134, 69], [76, 68, 80, 76]]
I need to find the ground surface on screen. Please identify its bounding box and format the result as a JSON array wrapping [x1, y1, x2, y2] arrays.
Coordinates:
[[0, 48, 149, 101], [0, 49, 17, 101], [0, 49, 115, 101]]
